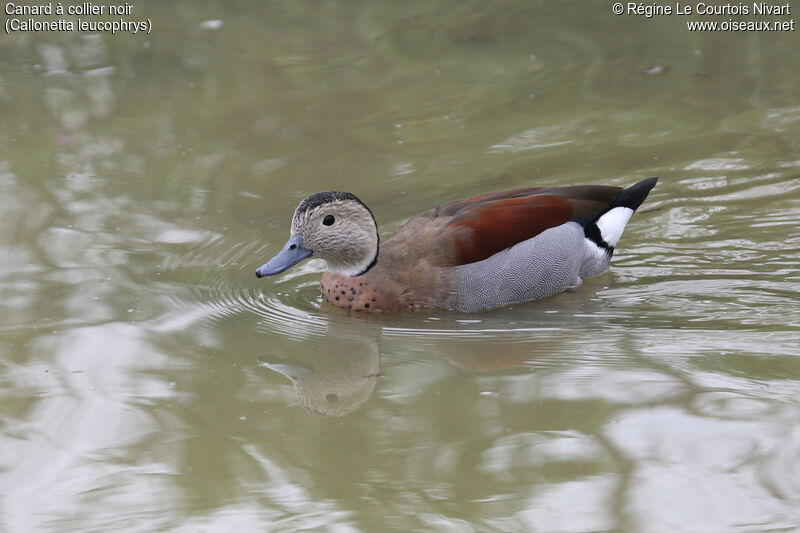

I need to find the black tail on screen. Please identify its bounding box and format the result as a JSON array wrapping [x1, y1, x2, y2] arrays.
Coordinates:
[[583, 177, 658, 253], [611, 177, 658, 212]]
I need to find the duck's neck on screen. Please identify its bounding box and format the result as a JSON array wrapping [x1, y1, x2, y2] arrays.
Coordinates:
[[355, 244, 379, 276], [326, 244, 379, 277]]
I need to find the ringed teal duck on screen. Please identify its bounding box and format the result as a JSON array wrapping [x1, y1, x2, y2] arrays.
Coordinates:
[[255, 177, 657, 312]]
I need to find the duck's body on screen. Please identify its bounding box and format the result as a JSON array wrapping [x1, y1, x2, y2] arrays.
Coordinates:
[[256, 178, 657, 312]]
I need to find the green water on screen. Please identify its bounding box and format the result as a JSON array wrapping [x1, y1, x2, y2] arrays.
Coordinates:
[[1, 1, 799, 531]]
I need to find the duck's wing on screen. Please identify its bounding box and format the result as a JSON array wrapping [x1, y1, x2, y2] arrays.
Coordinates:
[[421, 185, 624, 266]]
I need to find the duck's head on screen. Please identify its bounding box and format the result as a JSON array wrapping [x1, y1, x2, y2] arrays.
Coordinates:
[[255, 191, 379, 278]]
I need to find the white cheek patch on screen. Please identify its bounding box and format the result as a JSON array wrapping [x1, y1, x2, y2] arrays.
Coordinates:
[[596, 207, 633, 247]]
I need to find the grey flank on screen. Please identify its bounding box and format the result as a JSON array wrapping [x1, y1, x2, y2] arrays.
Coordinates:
[[447, 222, 610, 312]]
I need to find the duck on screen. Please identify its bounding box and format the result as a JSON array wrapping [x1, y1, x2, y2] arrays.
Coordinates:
[[255, 177, 658, 312]]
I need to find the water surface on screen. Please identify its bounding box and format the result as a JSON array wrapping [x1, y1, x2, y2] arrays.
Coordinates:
[[1, 1, 799, 531]]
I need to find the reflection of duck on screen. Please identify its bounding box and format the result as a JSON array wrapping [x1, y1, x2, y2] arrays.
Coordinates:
[[438, 341, 544, 371], [258, 335, 380, 417], [255, 178, 657, 312]]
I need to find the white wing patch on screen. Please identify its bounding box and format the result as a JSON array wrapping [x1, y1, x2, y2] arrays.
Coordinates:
[[596, 207, 634, 247]]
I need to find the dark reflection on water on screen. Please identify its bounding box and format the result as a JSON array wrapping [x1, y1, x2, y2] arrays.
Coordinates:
[[258, 321, 382, 417], [2, 0, 800, 531]]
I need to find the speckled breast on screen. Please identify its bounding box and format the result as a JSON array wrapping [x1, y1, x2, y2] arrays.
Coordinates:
[[320, 272, 409, 312]]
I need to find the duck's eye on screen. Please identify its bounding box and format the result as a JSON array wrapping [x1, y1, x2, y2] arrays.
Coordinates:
[[322, 215, 335, 226]]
